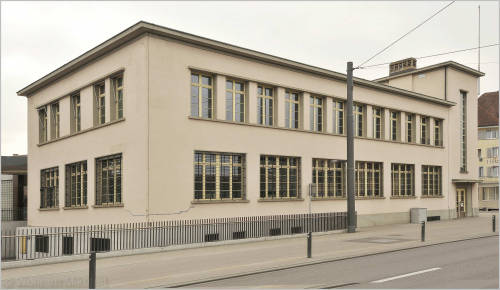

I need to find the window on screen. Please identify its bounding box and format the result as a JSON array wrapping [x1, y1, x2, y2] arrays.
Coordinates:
[[422, 165, 442, 196], [40, 167, 59, 208], [38, 106, 48, 143], [482, 187, 499, 201], [65, 161, 87, 207], [332, 100, 344, 135], [460, 91, 467, 172], [71, 94, 81, 133], [420, 116, 430, 145], [111, 74, 124, 120], [353, 104, 364, 137], [194, 152, 245, 200], [479, 129, 499, 140], [310, 96, 323, 132], [478, 149, 482, 160], [312, 159, 345, 198], [260, 155, 300, 199], [355, 161, 383, 197], [390, 111, 400, 141], [391, 163, 414, 196], [487, 166, 499, 177], [285, 91, 300, 129], [50, 102, 60, 139], [225, 80, 245, 122], [62, 236, 74, 255], [94, 82, 106, 125], [96, 154, 122, 205], [257, 85, 274, 126], [191, 73, 213, 118], [372, 107, 383, 139], [406, 114, 415, 143], [35, 235, 49, 253], [486, 147, 499, 158], [434, 119, 442, 146], [479, 167, 484, 177]]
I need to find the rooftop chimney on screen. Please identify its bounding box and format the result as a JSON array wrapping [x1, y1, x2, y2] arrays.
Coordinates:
[[389, 57, 417, 76]]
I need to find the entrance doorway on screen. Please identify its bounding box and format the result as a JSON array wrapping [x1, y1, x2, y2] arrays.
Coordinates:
[[456, 188, 467, 218]]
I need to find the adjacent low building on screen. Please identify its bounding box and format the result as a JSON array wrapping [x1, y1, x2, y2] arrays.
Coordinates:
[[1, 155, 27, 231], [17, 21, 483, 227], [477, 91, 499, 211]]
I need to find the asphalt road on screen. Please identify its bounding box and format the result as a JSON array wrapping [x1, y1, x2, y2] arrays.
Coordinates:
[[183, 236, 499, 289]]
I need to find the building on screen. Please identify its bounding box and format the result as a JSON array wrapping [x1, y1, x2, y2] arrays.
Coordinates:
[[478, 91, 499, 211], [1, 155, 27, 231], [17, 22, 483, 228]]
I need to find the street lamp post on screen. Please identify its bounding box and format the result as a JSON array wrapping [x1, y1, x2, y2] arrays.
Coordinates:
[[346, 62, 356, 233]]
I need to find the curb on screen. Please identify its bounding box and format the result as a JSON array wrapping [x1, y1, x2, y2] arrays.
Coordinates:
[[1, 230, 344, 270], [157, 234, 499, 288]]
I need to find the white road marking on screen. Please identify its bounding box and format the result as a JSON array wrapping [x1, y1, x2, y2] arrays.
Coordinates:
[[370, 267, 441, 283]]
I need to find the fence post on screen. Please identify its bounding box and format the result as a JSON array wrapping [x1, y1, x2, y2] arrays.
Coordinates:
[[421, 221, 426, 242], [493, 215, 496, 233], [89, 252, 96, 289]]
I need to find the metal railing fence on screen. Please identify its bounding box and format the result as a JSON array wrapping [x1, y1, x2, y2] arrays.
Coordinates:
[[1, 212, 346, 261]]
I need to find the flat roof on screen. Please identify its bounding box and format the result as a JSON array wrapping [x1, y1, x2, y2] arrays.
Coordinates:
[[17, 21, 458, 107], [373, 61, 484, 82]]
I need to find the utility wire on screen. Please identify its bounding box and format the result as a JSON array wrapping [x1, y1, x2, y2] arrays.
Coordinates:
[[356, 1, 455, 69], [357, 43, 499, 69]]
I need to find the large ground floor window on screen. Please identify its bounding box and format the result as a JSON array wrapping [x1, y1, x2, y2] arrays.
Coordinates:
[[422, 165, 442, 196], [355, 161, 383, 197], [391, 163, 414, 196], [312, 159, 345, 198], [260, 155, 300, 199], [40, 167, 59, 208], [194, 151, 245, 200], [482, 187, 499, 201], [65, 161, 87, 207], [96, 154, 122, 205]]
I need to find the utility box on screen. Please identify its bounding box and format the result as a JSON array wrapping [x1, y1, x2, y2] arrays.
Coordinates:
[[410, 208, 427, 224]]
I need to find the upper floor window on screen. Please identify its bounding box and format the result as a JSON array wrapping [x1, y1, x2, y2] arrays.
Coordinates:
[[460, 91, 467, 172], [332, 100, 344, 135], [260, 155, 300, 199], [434, 119, 442, 146], [420, 116, 430, 145], [38, 106, 48, 143], [390, 111, 400, 141], [95, 154, 122, 206], [312, 159, 345, 198], [50, 102, 60, 140], [71, 94, 81, 133], [355, 161, 383, 197], [191, 73, 213, 119], [194, 152, 245, 200], [310, 96, 323, 132], [353, 104, 364, 137], [482, 187, 499, 201], [487, 166, 499, 177], [94, 82, 106, 125], [65, 161, 87, 208], [285, 91, 300, 129], [406, 114, 415, 143], [479, 166, 484, 177], [479, 128, 499, 140], [40, 167, 58, 208], [487, 147, 499, 158], [225, 80, 245, 123], [257, 85, 274, 126], [111, 74, 124, 120], [422, 165, 442, 196], [372, 107, 383, 139], [391, 163, 414, 197]]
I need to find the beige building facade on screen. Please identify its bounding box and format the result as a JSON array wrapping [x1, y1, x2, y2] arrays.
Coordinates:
[[18, 22, 483, 227]]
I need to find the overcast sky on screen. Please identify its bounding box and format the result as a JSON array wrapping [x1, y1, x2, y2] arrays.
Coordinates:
[[1, 1, 498, 156]]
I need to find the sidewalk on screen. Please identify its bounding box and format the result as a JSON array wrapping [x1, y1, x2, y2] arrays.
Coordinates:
[[2, 213, 498, 289]]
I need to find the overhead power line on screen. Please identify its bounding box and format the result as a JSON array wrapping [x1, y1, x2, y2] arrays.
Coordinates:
[[356, 1, 455, 69], [357, 43, 499, 69]]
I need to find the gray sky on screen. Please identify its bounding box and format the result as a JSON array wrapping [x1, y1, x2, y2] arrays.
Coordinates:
[[1, 1, 498, 156]]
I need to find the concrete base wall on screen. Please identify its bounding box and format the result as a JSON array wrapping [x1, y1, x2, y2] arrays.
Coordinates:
[[1, 221, 27, 233], [357, 208, 456, 228]]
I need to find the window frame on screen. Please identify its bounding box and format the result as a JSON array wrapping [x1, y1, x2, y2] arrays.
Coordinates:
[[190, 72, 214, 119], [94, 82, 106, 125], [390, 111, 400, 141], [460, 91, 467, 172], [312, 159, 345, 198], [353, 104, 365, 137], [372, 107, 383, 139], [406, 114, 415, 143], [65, 161, 88, 208], [38, 106, 48, 143], [332, 100, 345, 135], [285, 90, 300, 129], [391, 163, 414, 197], [111, 74, 124, 120], [355, 161, 383, 197], [71, 94, 81, 133], [50, 102, 60, 140], [95, 153, 122, 206], [421, 165, 442, 197], [420, 116, 430, 145], [260, 155, 301, 199], [257, 85, 274, 126], [225, 79, 246, 123], [40, 166, 59, 209], [434, 118, 443, 146], [309, 95, 324, 132]]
